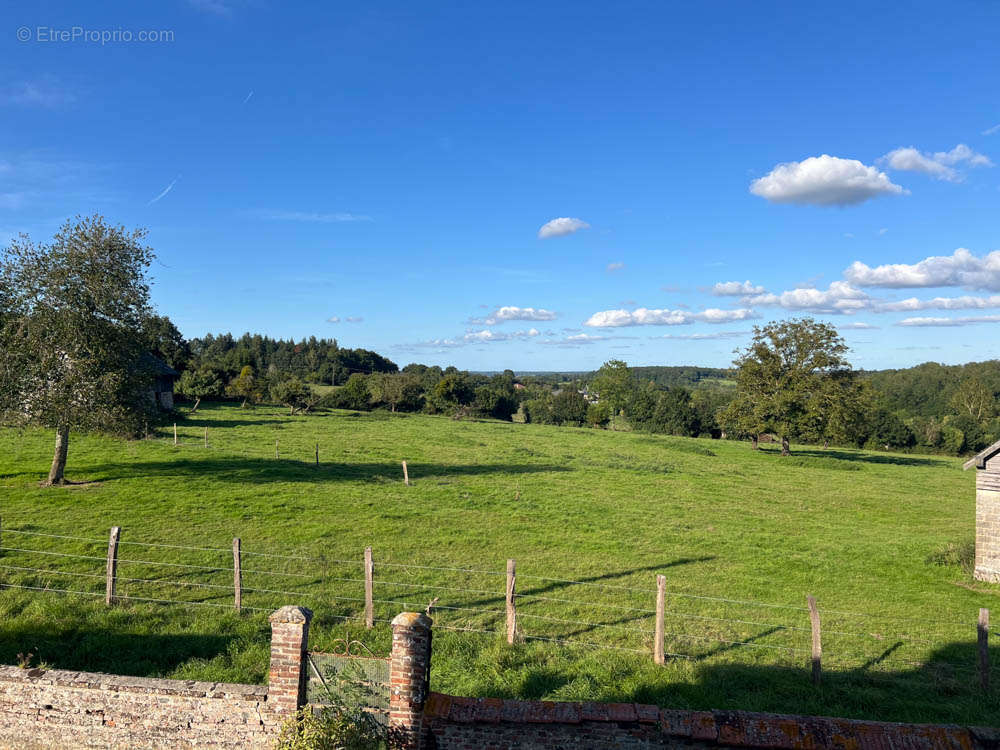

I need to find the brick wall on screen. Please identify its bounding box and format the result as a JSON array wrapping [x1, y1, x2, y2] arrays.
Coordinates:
[[422, 694, 997, 749], [0, 605, 313, 750]]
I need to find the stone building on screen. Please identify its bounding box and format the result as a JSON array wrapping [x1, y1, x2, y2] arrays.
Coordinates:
[[963, 439, 1000, 582]]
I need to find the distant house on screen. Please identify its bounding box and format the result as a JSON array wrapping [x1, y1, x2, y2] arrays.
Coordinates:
[[143, 354, 179, 410]]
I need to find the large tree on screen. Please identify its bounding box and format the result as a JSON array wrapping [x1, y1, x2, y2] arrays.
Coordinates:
[[721, 318, 852, 455], [0, 215, 156, 485]]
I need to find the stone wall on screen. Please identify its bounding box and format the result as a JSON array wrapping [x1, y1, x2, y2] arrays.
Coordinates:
[[0, 666, 274, 750], [976, 468, 1000, 581], [422, 694, 996, 749], [0, 605, 313, 750]]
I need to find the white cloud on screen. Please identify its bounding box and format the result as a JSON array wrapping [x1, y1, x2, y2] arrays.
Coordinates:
[[712, 280, 766, 296], [584, 307, 756, 328], [471, 306, 557, 325], [897, 315, 1000, 327], [538, 217, 589, 239], [1, 78, 76, 108], [328, 316, 364, 323], [148, 175, 180, 205], [984, 124, 1000, 136], [880, 144, 992, 182], [838, 322, 879, 330], [845, 248, 1000, 290], [743, 281, 870, 314], [749, 155, 907, 206], [876, 294, 1000, 312], [655, 331, 750, 340], [606, 261, 625, 272], [462, 328, 540, 343], [259, 210, 372, 222], [188, 0, 235, 15]]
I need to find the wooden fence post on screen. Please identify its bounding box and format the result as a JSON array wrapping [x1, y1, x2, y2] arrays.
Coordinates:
[[807, 594, 821, 685], [204, 426, 208, 448], [980, 607, 990, 691], [506, 558, 517, 644], [364, 546, 374, 629], [105, 526, 121, 606], [173, 423, 178, 446], [233, 538, 242, 612], [315, 443, 319, 468], [654, 574, 666, 665], [402, 461, 410, 486], [275, 439, 279, 459]]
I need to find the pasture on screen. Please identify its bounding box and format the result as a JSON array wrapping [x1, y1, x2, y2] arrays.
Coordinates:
[[1, 404, 997, 724]]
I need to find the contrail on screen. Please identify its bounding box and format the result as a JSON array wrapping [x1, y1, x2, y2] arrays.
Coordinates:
[[148, 175, 180, 205], [242, 90, 254, 104]]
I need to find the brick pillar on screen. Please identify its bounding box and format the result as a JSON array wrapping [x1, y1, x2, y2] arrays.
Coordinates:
[[389, 612, 432, 750], [268, 605, 313, 718]]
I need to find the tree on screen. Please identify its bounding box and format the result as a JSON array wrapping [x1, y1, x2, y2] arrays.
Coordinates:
[[650, 387, 699, 436], [590, 360, 631, 429], [270, 377, 316, 414], [430, 374, 475, 413], [369, 372, 424, 412], [550, 389, 588, 425], [144, 314, 190, 372], [950, 377, 995, 423], [176, 368, 223, 413], [226, 365, 260, 408], [0, 216, 155, 485], [725, 318, 852, 455]]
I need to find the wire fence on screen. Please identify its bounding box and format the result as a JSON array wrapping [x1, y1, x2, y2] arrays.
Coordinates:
[[0, 523, 991, 688]]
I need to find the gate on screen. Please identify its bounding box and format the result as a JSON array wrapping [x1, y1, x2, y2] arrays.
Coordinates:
[[307, 639, 390, 725]]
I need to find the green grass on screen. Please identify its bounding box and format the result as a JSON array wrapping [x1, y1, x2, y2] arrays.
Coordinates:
[[1, 403, 997, 725]]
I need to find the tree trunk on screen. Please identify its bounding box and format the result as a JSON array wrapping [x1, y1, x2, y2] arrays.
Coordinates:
[[45, 425, 70, 486], [241, 398, 248, 409], [781, 436, 791, 456], [751, 435, 759, 450], [190, 397, 201, 413]]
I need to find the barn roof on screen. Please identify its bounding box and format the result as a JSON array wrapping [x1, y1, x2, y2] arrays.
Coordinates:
[[963, 439, 1000, 471], [140, 353, 180, 378]]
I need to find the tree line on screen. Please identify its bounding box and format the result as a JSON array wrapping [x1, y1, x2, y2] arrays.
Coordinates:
[[5, 217, 999, 490]]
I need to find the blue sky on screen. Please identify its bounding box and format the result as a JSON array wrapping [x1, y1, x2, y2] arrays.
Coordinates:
[[4, 1, 1000, 371]]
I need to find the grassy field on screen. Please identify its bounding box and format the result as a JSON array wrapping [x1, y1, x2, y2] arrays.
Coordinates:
[[1, 403, 998, 725]]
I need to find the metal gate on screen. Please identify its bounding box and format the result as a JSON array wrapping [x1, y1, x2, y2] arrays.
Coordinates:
[[307, 639, 390, 726]]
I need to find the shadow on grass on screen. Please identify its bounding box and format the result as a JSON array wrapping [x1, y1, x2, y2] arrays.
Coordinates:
[[0, 623, 241, 678], [757, 446, 951, 468], [623, 639, 1000, 725], [459, 559, 716, 615], [70, 457, 573, 484], [175, 417, 290, 429]]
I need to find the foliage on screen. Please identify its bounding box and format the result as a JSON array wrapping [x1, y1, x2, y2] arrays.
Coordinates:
[[176, 368, 223, 412], [329, 374, 372, 411], [276, 661, 388, 750], [429, 374, 476, 413], [550, 388, 588, 425], [368, 373, 424, 413], [270, 377, 317, 414], [0, 215, 157, 484], [226, 366, 263, 408], [590, 360, 631, 426], [721, 318, 853, 455], [144, 315, 191, 372]]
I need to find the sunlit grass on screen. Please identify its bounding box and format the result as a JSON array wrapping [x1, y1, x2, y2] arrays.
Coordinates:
[[1, 403, 996, 724]]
